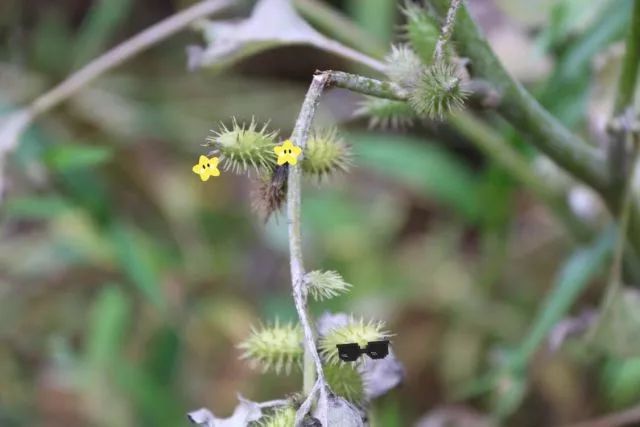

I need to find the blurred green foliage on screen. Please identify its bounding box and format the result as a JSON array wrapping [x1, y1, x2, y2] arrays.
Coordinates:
[[0, 0, 638, 426]]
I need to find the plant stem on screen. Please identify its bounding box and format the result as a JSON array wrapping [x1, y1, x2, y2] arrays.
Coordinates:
[[565, 402, 640, 427], [449, 111, 591, 241], [28, 0, 232, 117], [613, 0, 640, 114], [429, 0, 608, 194], [294, 0, 387, 59], [325, 71, 407, 99], [609, 0, 640, 197], [597, 132, 639, 324], [433, 0, 461, 62], [287, 72, 330, 425]]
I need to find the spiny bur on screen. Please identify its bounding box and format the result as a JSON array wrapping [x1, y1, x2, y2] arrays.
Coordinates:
[[384, 44, 424, 89], [259, 407, 296, 427], [408, 61, 469, 120], [355, 97, 417, 129], [304, 270, 351, 301], [325, 364, 365, 404], [302, 128, 352, 180], [402, 1, 441, 64], [319, 318, 389, 366], [238, 321, 303, 374], [206, 117, 278, 175]]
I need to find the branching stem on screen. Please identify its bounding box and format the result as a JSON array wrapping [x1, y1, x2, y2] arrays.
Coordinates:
[[287, 72, 330, 426]]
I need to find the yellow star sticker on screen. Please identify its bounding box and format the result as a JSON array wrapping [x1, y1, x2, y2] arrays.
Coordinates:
[[274, 139, 302, 166], [192, 155, 221, 181]]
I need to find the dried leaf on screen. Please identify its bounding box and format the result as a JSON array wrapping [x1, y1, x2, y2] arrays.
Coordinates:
[[359, 349, 405, 400], [189, 0, 332, 70], [314, 394, 364, 427], [188, 396, 262, 427], [316, 311, 350, 337], [547, 309, 597, 353]]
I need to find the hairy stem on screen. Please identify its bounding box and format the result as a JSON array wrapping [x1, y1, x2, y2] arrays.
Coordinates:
[[325, 71, 408, 99], [433, 0, 462, 61], [287, 72, 330, 425]]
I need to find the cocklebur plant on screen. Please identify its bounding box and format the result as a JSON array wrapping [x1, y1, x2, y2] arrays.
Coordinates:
[[187, 1, 468, 425], [359, 2, 469, 127]]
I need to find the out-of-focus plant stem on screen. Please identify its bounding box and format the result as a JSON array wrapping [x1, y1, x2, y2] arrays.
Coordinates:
[[609, 0, 640, 198], [0, 0, 232, 203], [449, 111, 592, 242], [29, 0, 232, 118], [297, 0, 592, 244], [294, 0, 386, 59], [595, 133, 640, 338], [429, 0, 607, 193], [426, 0, 640, 258], [597, 0, 640, 319]]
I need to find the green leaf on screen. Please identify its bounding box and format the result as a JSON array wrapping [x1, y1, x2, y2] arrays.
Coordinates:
[[538, 0, 631, 125], [515, 227, 615, 365], [144, 326, 180, 387], [346, 0, 395, 45], [84, 284, 131, 371], [4, 195, 71, 219], [44, 144, 113, 172], [351, 132, 480, 221], [601, 358, 640, 409], [109, 222, 164, 309]]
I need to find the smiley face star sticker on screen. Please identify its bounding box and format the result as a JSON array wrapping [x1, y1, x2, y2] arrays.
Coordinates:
[[274, 139, 302, 166], [192, 155, 221, 181]]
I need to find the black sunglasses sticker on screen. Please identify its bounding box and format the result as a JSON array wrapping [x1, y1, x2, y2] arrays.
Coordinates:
[[336, 340, 390, 362]]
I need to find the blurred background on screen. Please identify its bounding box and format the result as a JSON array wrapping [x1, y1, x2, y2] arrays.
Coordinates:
[[1, 0, 639, 426]]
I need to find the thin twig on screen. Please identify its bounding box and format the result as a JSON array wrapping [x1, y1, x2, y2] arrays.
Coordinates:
[[0, 0, 232, 202], [256, 399, 290, 409], [564, 403, 640, 427], [325, 70, 408, 99], [433, 0, 462, 61], [287, 72, 330, 426], [29, 0, 233, 117]]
